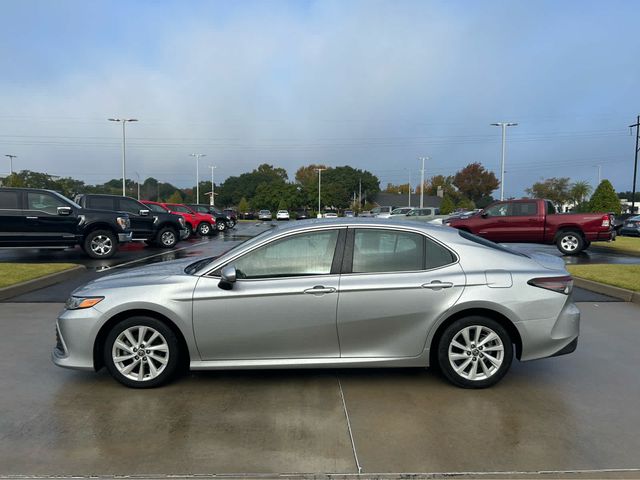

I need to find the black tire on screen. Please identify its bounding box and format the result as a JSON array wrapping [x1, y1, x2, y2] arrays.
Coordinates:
[[437, 316, 513, 389], [155, 226, 178, 248], [103, 316, 180, 388], [83, 229, 118, 259], [185, 223, 194, 238], [215, 220, 226, 232], [556, 230, 584, 255], [197, 222, 212, 236]]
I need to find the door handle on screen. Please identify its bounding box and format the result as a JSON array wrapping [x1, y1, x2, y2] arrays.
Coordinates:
[[304, 285, 336, 295], [26, 216, 38, 220], [421, 281, 454, 290]]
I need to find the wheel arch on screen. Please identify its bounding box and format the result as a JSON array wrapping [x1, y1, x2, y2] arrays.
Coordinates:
[[553, 225, 585, 241], [93, 308, 190, 372], [83, 222, 118, 236], [428, 307, 523, 367]]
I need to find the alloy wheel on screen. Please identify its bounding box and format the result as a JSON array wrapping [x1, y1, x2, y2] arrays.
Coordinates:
[[161, 230, 176, 246], [560, 235, 579, 252], [111, 325, 170, 382], [448, 325, 504, 381], [90, 235, 113, 256]]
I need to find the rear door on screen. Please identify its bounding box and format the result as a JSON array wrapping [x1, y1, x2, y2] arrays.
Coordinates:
[[0, 190, 27, 246], [336, 227, 465, 358], [117, 197, 155, 239], [506, 201, 544, 242]]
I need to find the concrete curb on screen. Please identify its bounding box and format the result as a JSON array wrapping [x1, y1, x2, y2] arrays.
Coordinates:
[[0, 265, 86, 301], [573, 277, 640, 304]]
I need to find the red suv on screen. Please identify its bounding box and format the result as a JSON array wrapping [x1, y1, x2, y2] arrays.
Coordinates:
[[141, 201, 215, 237]]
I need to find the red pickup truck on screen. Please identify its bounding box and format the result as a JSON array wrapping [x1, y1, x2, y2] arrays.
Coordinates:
[[447, 199, 614, 255]]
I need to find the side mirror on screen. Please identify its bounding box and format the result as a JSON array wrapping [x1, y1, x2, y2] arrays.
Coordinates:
[[481, 212, 489, 218], [57, 206, 72, 216], [139, 209, 150, 216], [218, 265, 237, 290]]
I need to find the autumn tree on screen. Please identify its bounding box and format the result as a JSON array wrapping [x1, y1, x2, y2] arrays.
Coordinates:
[[384, 183, 411, 194], [453, 163, 500, 203], [166, 190, 183, 204], [525, 177, 571, 209]]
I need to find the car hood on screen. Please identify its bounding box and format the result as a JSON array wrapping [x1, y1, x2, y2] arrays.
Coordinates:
[[75, 258, 199, 294]]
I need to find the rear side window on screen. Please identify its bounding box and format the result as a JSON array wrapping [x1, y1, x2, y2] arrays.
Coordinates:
[[425, 237, 456, 269], [512, 202, 537, 215], [88, 196, 116, 210], [0, 191, 20, 209], [145, 203, 168, 213], [352, 229, 424, 273], [120, 198, 144, 214]]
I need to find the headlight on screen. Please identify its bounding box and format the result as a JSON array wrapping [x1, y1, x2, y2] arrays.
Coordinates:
[[65, 296, 104, 310], [116, 217, 129, 230]]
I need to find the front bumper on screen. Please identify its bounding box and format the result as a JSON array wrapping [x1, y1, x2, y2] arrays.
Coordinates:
[[52, 307, 103, 371], [179, 228, 190, 239], [118, 232, 133, 243]]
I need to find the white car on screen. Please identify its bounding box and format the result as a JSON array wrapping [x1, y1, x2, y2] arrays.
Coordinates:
[[276, 210, 290, 221], [323, 212, 338, 218]]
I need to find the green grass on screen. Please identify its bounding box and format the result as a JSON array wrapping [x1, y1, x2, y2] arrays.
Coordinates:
[[592, 236, 640, 256], [567, 264, 640, 292], [0, 263, 78, 289]]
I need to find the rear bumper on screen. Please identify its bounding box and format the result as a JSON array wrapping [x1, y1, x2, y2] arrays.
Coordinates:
[[550, 337, 578, 358], [585, 230, 615, 242], [118, 232, 133, 243]]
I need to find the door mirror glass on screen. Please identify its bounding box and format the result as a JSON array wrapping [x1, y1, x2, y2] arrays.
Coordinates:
[[57, 206, 72, 216], [139, 209, 150, 216], [219, 265, 237, 290]]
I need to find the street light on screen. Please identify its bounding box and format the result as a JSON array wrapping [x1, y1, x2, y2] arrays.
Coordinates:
[[4, 154, 17, 175], [108, 118, 138, 196], [418, 156, 429, 208], [209, 165, 217, 207], [134, 172, 141, 200], [315, 168, 327, 218], [491, 122, 518, 201], [190, 153, 206, 203]]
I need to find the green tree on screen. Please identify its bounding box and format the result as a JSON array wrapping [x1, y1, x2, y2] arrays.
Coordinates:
[[453, 163, 500, 203], [237, 197, 250, 218], [588, 180, 621, 214], [440, 195, 456, 215], [166, 190, 183, 204], [525, 177, 571, 209], [457, 197, 476, 210], [570, 181, 592, 205]]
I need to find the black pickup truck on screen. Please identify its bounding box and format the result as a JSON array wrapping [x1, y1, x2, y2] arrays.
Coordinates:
[[0, 187, 132, 259], [74, 194, 189, 248]]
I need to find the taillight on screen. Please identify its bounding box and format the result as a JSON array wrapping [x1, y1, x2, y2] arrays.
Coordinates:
[[527, 276, 573, 295], [602, 215, 610, 227]]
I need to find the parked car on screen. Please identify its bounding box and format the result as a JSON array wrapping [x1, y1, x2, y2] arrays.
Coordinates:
[[390, 207, 445, 223], [358, 210, 374, 217], [447, 199, 614, 255], [186, 204, 232, 231], [53, 219, 579, 389], [389, 207, 413, 217], [371, 206, 395, 218], [294, 209, 310, 220], [344, 210, 355, 217], [276, 210, 290, 221], [0, 187, 132, 259], [258, 210, 272, 221], [620, 215, 640, 236], [223, 209, 238, 227], [611, 213, 634, 235], [75, 194, 188, 248], [323, 212, 338, 218], [141, 201, 215, 236]]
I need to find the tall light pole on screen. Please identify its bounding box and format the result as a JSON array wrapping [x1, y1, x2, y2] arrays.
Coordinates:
[[418, 156, 429, 208], [316, 167, 326, 218], [491, 122, 518, 200], [209, 165, 217, 206], [108, 118, 138, 196], [190, 153, 206, 203], [629, 116, 640, 214], [134, 172, 141, 200], [4, 155, 17, 174]]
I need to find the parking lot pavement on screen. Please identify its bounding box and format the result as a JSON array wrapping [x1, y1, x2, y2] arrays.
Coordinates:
[[509, 242, 640, 265], [1, 301, 639, 476]]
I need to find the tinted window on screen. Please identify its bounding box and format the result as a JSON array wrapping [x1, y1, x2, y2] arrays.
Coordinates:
[[546, 201, 557, 214], [171, 205, 192, 213], [425, 237, 456, 268], [26, 192, 68, 214], [511, 202, 537, 216], [484, 203, 509, 216], [233, 230, 339, 279], [353, 229, 424, 273], [88, 196, 116, 210], [120, 198, 144, 214], [0, 191, 20, 209], [145, 203, 168, 213]]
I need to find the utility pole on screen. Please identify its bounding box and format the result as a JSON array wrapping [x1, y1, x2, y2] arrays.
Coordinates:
[[418, 156, 428, 208], [358, 178, 362, 210], [629, 116, 640, 214], [108, 118, 138, 196], [316, 168, 326, 217], [134, 172, 140, 200], [491, 122, 518, 200], [209, 165, 217, 207], [190, 153, 206, 203], [595, 165, 601, 185], [408, 170, 411, 207], [4, 155, 17, 175]]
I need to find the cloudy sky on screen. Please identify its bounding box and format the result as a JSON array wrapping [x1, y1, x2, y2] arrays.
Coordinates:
[[1, 0, 639, 198]]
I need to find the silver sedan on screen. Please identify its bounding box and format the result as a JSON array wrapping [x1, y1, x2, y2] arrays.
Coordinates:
[[53, 219, 579, 389]]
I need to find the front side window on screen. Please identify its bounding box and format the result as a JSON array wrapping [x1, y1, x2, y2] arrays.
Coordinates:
[[484, 203, 509, 217], [0, 191, 20, 209], [233, 230, 339, 279], [146, 203, 168, 213], [352, 229, 424, 273], [26, 192, 68, 214]]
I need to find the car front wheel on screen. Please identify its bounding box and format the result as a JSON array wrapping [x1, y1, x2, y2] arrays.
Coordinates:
[[197, 222, 212, 236], [83, 230, 118, 259], [156, 227, 178, 248], [104, 316, 179, 388], [437, 316, 513, 389], [556, 231, 584, 255]]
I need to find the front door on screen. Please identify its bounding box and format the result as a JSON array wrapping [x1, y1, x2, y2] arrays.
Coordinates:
[[23, 191, 79, 245], [192, 228, 344, 360], [337, 228, 466, 358]]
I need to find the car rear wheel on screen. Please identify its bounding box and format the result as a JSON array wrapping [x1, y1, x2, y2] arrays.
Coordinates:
[[84, 230, 118, 259], [556, 231, 584, 255], [437, 316, 513, 388], [104, 316, 179, 388], [197, 222, 212, 236], [156, 226, 178, 248]]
